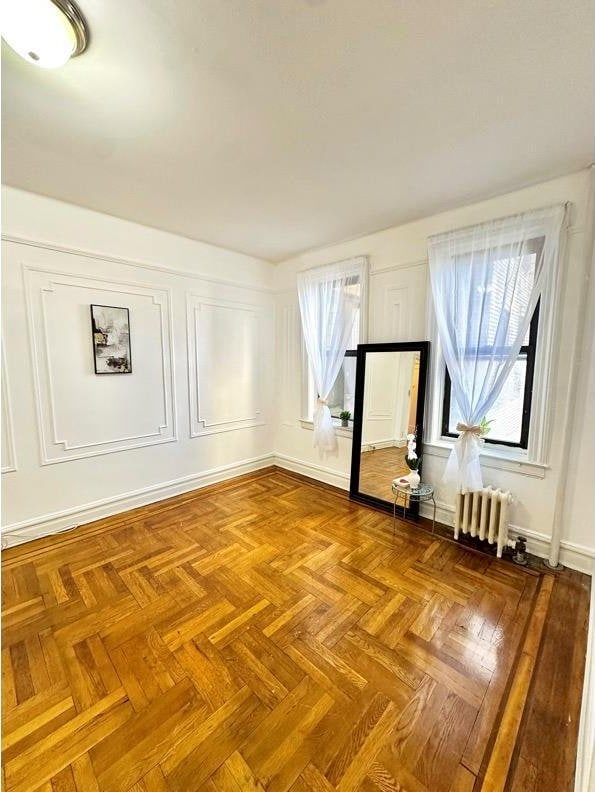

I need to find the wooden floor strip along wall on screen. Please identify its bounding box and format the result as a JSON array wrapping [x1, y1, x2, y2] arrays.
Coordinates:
[[480, 574, 553, 791]]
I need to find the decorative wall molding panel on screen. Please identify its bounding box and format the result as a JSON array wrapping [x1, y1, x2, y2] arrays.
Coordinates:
[[369, 264, 427, 342], [1, 345, 17, 473], [24, 266, 177, 464], [280, 303, 301, 428], [366, 360, 396, 419], [187, 294, 266, 436], [370, 258, 427, 276]]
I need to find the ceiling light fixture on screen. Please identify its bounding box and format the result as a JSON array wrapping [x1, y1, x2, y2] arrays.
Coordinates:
[[2, 0, 89, 69]]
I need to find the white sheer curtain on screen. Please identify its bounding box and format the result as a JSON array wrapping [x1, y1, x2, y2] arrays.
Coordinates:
[[428, 205, 566, 492], [297, 258, 365, 452]]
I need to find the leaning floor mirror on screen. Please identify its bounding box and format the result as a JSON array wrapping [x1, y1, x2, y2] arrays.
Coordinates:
[[349, 342, 430, 518]]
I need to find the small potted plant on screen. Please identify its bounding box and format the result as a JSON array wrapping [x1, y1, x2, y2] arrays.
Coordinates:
[[339, 410, 351, 428], [478, 417, 493, 438]]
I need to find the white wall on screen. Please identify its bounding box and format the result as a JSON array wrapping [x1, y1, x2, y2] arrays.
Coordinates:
[[273, 168, 595, 573], [1, 186, 275, 545], [3, 171, 594, 573], [362, 352, 401, 447], [361, 352, 414, 449]]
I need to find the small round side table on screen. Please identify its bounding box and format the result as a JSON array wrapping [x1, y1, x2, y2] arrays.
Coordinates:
[[392, 481, 436, 536]]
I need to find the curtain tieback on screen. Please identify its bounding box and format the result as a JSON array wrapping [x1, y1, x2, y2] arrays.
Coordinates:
[[317, 398, 328, 406], [456, 422, 482, 437]]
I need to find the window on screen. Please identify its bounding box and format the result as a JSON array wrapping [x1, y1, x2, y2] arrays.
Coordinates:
[[440, 237, 543, 449], [442, 302, 539, 447], [428, 205, 566, 472], [304, 261, 367, 425]]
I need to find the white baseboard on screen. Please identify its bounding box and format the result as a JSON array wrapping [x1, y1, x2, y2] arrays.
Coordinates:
[[1, 453, 276, 548], [272, 456, 593, 574], [419, 499, 595, 575], [360, 438, 407, 451], [273, 453, 350, 491], [361, 439, 397, 452], [4, 450, 593, 576]]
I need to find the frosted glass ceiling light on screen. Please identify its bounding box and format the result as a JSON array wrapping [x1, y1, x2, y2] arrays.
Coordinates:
[[2, 0, 88, 68]]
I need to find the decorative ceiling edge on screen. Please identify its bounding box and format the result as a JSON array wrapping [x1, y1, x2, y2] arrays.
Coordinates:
[[1, 233, 275, 294]]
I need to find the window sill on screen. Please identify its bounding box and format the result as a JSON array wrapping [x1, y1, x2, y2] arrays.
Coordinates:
[[423, 439, 548, 479], [299, 418, 353, 438]]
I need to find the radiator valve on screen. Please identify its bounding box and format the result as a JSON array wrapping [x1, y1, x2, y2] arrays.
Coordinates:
[[512, 535, 528, 566]]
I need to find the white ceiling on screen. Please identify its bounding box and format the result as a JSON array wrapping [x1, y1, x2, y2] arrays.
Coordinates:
[[2, 0, 594, 262]]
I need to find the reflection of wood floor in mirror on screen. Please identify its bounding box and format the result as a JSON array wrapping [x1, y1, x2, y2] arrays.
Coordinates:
[[360, 446, 409, 501]]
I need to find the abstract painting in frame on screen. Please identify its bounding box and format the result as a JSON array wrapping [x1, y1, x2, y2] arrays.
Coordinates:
[[90, 304, 132, 374]]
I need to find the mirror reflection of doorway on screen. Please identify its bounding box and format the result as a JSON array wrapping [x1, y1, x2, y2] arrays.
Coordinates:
[[408, 356, 420, 434]]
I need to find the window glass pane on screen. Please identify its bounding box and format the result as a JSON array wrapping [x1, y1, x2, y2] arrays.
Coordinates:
[[307, 273, 361, 421], [448, 357, 527, 444], [456, 240, 541, 362], [465, 251, 536, 356], [441, 238, 542, 446], [328, 356, 356, 419], [319, 277, 360, 349]]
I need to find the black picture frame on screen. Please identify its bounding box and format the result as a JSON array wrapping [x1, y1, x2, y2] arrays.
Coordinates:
[[90, 304, 132, 375], [349, 341, 430, 518]]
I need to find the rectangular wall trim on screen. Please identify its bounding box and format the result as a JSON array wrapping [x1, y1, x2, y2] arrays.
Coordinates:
[[1, 344, 17, 473], [24, 264, 177, 464], [187, 293, 266, 437]]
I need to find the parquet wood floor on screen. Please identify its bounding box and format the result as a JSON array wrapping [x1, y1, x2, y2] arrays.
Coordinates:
[[0, 468, 585, 791]]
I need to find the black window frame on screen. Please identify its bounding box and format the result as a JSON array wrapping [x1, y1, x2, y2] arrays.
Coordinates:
[[441, 300, 540, 449]]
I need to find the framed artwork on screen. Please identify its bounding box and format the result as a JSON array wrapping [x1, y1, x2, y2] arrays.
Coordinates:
[[90, 304, 132, 374]]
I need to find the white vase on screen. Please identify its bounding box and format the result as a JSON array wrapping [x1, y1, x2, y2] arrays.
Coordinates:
[[406, 469, 420, 489]]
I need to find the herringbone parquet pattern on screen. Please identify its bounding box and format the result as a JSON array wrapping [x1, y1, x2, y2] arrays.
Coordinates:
[[2, 469, 543, 791]]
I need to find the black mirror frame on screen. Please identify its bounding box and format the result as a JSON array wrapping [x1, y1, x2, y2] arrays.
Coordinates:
[[349, 341, 430, 517]]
